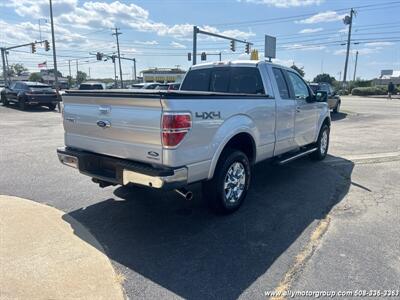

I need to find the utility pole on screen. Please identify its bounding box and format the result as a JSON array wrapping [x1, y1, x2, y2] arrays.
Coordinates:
[[113, 55, 117, 87], [133, 58, 137, 81], [342, 8, 355, 87], [1, 49, 7, 86], [76, 59, 79, 78], [68, 60, 71, 77], [219, 52, 222, 61], [112, 28, 123, 88], [49, 0, 58, 91], [353, 50, 359, 82]]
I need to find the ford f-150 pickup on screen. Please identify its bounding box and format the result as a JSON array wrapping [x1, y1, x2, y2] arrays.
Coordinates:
[[57, 60, 331, 214]]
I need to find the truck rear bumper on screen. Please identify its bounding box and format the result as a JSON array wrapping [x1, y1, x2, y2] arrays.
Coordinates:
[[57, 147, 188, 190]]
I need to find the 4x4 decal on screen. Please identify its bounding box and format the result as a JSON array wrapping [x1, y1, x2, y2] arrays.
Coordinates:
[[195, 111, 221, 120]]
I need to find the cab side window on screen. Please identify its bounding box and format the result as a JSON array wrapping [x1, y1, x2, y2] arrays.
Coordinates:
[[272, 68, 290, 99], [287, 72, 309, 100], [229, 67, 265, 94]]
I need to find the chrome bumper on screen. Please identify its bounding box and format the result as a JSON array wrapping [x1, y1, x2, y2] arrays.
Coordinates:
[[57, 147, 188, 190], [122, 168, 188, 188]]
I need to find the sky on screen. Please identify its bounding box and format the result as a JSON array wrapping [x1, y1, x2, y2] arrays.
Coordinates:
[[1, 0, 400, 81]]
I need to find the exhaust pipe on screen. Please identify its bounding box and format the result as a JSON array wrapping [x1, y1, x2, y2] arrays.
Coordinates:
[[175, 188, 193, 201]]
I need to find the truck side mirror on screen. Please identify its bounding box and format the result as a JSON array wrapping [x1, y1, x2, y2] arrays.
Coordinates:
[[315, 90, 328, 102]]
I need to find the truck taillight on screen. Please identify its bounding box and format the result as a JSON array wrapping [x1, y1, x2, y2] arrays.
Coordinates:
[[162, 113, 192, 147]]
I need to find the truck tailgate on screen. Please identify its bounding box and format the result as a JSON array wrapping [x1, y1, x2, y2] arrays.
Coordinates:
[[62, 91, 163, 164]]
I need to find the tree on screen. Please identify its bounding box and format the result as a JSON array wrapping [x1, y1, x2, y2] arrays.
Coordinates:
[[76, 71, 87, 84], [313, 73, 336, 85], [47, 69, 63, 77], [290, 64, 305, 77], [29, 72, 42, 82], [11, 63, 28, 76]]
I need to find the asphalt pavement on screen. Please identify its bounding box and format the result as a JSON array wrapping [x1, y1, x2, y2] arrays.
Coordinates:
[[0, 96, 399, 299]]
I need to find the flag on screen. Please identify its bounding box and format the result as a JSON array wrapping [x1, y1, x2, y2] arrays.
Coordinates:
[[38, 61, 47, 68]]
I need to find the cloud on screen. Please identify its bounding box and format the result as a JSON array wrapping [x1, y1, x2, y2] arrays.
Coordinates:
[[272, 58, 296, 66], [4, 0, 78, 18], [170, 41, 186, 49], [283, 43, 326, 51], [364, 42, 394, 47], [334, 48, 381, 55], [4, 0, 254, 40], [133, 40, 159, 45], [239, 0, 324, 8], [297, 11, 346, 24], [299, 27, 323, 34]]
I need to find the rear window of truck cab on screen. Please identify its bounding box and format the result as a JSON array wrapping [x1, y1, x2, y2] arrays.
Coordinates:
[[181, 66, 265, 95]]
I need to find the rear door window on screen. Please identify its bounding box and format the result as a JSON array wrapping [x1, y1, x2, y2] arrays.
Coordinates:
[[180, 68, 211, 91], [229, 67, 265, 94], [272, 68, 290, 99]]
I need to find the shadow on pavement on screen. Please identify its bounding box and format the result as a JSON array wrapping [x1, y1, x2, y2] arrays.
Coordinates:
[[331, 112, 347, 121], [2, 103, 57, 113], [63, 154, 353, 299]]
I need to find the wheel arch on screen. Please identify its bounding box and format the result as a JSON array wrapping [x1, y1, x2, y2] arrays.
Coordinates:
[[208, 131, 257, 179]]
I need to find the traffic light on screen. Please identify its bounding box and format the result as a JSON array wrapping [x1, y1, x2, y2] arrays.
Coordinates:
[[44, 40, 50, 51], [187, 52, 191, 61], [230, 40, 235, 52], [245, 43, 250, 54], [201, 52, 207, 61], [96, 52, 103, 61], [31, 43, 36, 53]]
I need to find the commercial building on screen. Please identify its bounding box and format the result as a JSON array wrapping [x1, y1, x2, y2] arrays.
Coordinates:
[[373, 69, 400, 85], [141, 67, 186, 83]]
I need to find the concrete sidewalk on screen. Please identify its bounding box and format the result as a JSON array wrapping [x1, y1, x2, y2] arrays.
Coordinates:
[[0, 195, 124, 300]]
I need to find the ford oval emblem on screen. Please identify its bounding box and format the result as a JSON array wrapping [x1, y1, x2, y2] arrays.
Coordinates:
[[96, 120, 110, 128], [147, 151, 159, 157]]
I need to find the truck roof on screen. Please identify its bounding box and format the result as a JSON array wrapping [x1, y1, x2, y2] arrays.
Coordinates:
[[189, 60, 294, 72]]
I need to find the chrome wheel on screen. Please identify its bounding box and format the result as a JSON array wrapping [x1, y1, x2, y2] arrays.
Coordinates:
[[320, 129, 328, 155], [224, 162, 246, 204]]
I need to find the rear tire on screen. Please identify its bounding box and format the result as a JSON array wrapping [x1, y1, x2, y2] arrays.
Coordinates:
[[203, 149, 251, 214], [310, 124, 330, 161]]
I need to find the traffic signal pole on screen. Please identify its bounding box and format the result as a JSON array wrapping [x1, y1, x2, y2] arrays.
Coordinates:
[[1, 40, 49, 87], [192, 25, 252, 65]]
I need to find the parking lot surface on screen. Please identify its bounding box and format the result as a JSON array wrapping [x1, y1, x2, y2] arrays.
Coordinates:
[[0, 96, 399, 299]]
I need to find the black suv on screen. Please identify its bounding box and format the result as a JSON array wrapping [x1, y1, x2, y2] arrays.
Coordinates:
[[1, 81, 60, 110], [309, 82, 341, 113]]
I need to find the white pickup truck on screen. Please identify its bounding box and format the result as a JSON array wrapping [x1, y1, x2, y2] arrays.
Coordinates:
[[58, 60, 330, 214]]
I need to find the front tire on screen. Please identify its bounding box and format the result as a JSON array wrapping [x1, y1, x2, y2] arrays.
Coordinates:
[[47, 103, 56, 111], [333, 101, 340, 113], [203, 149, 251, 214], [18, 97, 26, 110], [310, 124, 330, 161]]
